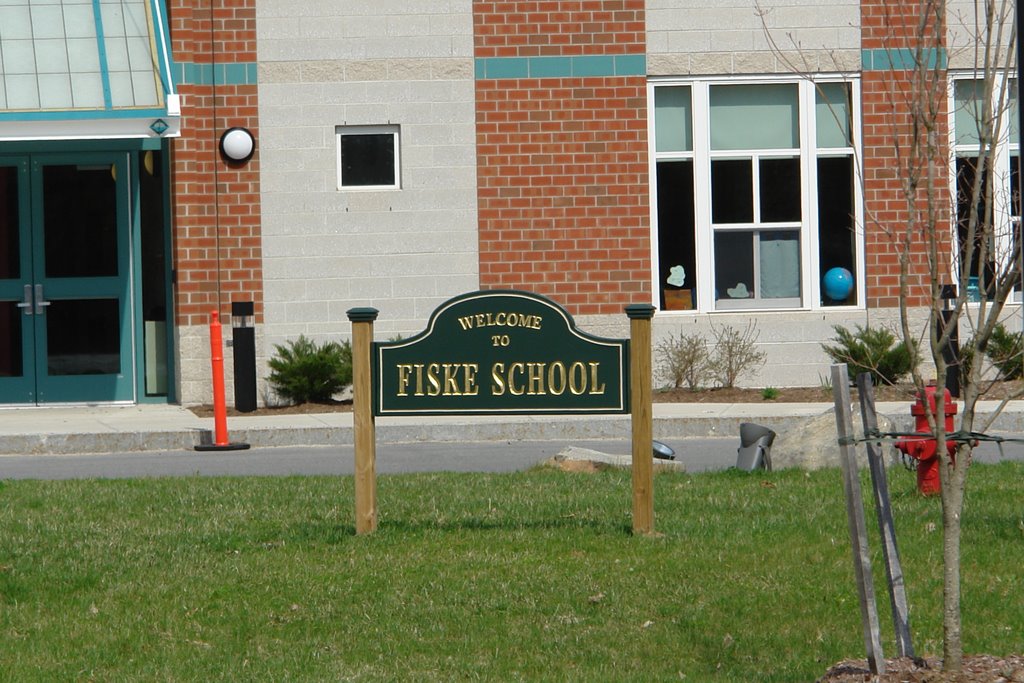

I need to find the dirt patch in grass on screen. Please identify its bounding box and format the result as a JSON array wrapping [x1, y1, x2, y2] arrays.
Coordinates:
[[817, 654, 1024, 682]]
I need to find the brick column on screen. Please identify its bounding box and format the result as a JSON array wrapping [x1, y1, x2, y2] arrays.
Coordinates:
[[168, 0, 263, 327], [474, 1, 650, 315], [860, 0, 950, 308]]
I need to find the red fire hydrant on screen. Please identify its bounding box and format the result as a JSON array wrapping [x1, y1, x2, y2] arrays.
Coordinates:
[[894, 383, 957, 495]]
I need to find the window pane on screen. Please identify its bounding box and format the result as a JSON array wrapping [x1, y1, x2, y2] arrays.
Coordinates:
[[759, 157, 801, 222], [954, 79, 985, 146], [816, 82, 852, 148], [654, 86, 692, 153], [1012, 153, 1020, 217], [0, 302, 23, 378], [714, 231, 754, 300], [711, 159, 753, 223], [656, 161, 696, 308], [760, 230, 801, 299], [47, 298, 120, 376], [956, 156, 995, 298], [0, 166, 19, 280], [817, 155, 857, 305], [340, 133, 396, 187], [1011, 80, 1019, 145], [710, 83, 798, 150], [43, 165, 118, 278]]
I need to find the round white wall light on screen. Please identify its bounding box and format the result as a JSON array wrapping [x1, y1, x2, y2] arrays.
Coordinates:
[[219, 127, 255, 162]]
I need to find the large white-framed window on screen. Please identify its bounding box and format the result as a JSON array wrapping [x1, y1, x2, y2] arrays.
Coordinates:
[[949, 74, 1020, 302], [335, 124, 401, 190], [650, 76, 863, 312]]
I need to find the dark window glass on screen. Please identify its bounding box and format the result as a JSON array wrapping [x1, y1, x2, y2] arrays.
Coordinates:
[[1012, 153, 1020, 217], [0, 166, 19, 280], [956, 156, 996, 298], [656, 161, 696, 308], [0, 301, 23, 377], [817, 156, 857, 305], [43, 165, 118, 278], [341, 134, 396, 187], [711, 159, 753, 223], [714, 231, 754, 300], [759, 157, 801, 222], [47, 298, 120, 376]]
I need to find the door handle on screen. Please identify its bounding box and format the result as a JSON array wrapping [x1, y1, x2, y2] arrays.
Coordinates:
[[34, 284, 50, 314], [16, 284, 32, 315]]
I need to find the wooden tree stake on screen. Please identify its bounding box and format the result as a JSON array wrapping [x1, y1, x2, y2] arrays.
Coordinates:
[[832, 364, 886, 674]]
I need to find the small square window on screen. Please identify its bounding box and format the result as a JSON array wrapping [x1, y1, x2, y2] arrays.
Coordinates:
[[336, 125, 400, 190]]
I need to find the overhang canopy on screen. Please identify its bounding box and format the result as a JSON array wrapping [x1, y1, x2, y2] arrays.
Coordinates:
[[0, 0, 179, 142]]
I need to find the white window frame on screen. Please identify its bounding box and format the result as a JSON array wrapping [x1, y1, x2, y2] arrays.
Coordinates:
[[335, 124, 401, 191], [948, 72, 1020, 302], [648, 75, 864, 313]]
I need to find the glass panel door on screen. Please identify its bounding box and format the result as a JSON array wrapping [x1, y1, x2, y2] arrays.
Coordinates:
[[31, 156, 133, 403], [0, 154, 133, 404]]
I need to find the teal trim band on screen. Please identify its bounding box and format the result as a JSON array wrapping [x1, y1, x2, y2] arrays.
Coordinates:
[[861, 47, 947, 71], [0, 108, 170, 122], [174, 62, 260, 86], [92, 0, 113, 109], [476, 54, 646, 80]]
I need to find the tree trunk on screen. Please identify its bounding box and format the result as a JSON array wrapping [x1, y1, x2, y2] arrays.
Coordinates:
[[940, 442, 970, 672]]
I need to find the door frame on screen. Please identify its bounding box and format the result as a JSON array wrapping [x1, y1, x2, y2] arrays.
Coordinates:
[[0, 140, 175, 405]]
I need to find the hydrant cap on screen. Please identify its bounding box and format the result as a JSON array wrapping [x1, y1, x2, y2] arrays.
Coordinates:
[[910, 383, 958, 416]]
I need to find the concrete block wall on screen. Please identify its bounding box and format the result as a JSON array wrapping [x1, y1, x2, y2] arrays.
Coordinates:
[[646, 0, 861, 75], [256, 2, 479, 360]]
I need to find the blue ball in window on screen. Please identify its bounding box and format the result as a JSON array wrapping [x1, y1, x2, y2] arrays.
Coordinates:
[[823, 267, 854, 301]]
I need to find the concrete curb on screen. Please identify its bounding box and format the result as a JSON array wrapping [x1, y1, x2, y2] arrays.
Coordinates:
[[3, 401, 1024, 455]]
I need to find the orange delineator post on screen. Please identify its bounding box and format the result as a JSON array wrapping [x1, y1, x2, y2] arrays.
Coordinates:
[[195, 310, 250, 452]]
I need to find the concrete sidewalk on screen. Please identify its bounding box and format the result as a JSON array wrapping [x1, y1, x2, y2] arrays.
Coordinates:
[[3, 400, 1024, 455]]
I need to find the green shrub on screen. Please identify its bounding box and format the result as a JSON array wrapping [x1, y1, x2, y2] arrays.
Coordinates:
[[655, 330, 710, 390], [821, 324, 915, 386], [267, 335, 352, 404], [984, 322, 1024, 379]]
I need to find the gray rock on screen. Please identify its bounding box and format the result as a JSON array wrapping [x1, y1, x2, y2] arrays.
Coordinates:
[[547, 446, 686, 473], [770, 406, 899, 471]]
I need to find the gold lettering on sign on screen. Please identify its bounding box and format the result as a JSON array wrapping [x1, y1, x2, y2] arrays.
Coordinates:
[[508, 362, 526, 396], [588, 361, 606, 395], [487, 361, 605, 397], [456, 312, 544, 331], [397, 363, 480, 397]]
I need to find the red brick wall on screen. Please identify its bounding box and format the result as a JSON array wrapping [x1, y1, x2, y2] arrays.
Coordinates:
[[861, 0, 950, 308], [474, 2, 650, 316], [474, 2, 645, 57], [168, 0, 262, 326]]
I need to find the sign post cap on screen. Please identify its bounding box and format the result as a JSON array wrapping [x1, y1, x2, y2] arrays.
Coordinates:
[[625, 304, 656, 320], [347, 307, 379, 322]]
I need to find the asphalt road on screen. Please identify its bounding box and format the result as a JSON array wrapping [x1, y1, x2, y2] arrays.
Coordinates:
[[2, 436, 1022, 481]]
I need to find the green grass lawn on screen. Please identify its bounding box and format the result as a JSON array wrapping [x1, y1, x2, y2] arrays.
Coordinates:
[[2, 463, 1022, 681]]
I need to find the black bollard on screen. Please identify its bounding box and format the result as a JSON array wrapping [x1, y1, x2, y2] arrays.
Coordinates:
[[232, 300, 257, 413]]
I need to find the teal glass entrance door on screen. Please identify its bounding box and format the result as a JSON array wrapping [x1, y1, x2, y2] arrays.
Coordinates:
[[0, 155, 133, 404], [0, 159, 34, 402]]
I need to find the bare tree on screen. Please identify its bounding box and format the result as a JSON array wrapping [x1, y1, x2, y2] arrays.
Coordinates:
[[761, 0, 1020, 672]]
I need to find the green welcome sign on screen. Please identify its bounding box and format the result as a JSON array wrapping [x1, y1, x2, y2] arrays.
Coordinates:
[[375, 290, 629, 416]]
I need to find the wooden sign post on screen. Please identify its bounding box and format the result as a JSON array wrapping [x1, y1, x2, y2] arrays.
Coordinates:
[[347, 307, 379, 534], [627, 304, 656, 535]]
